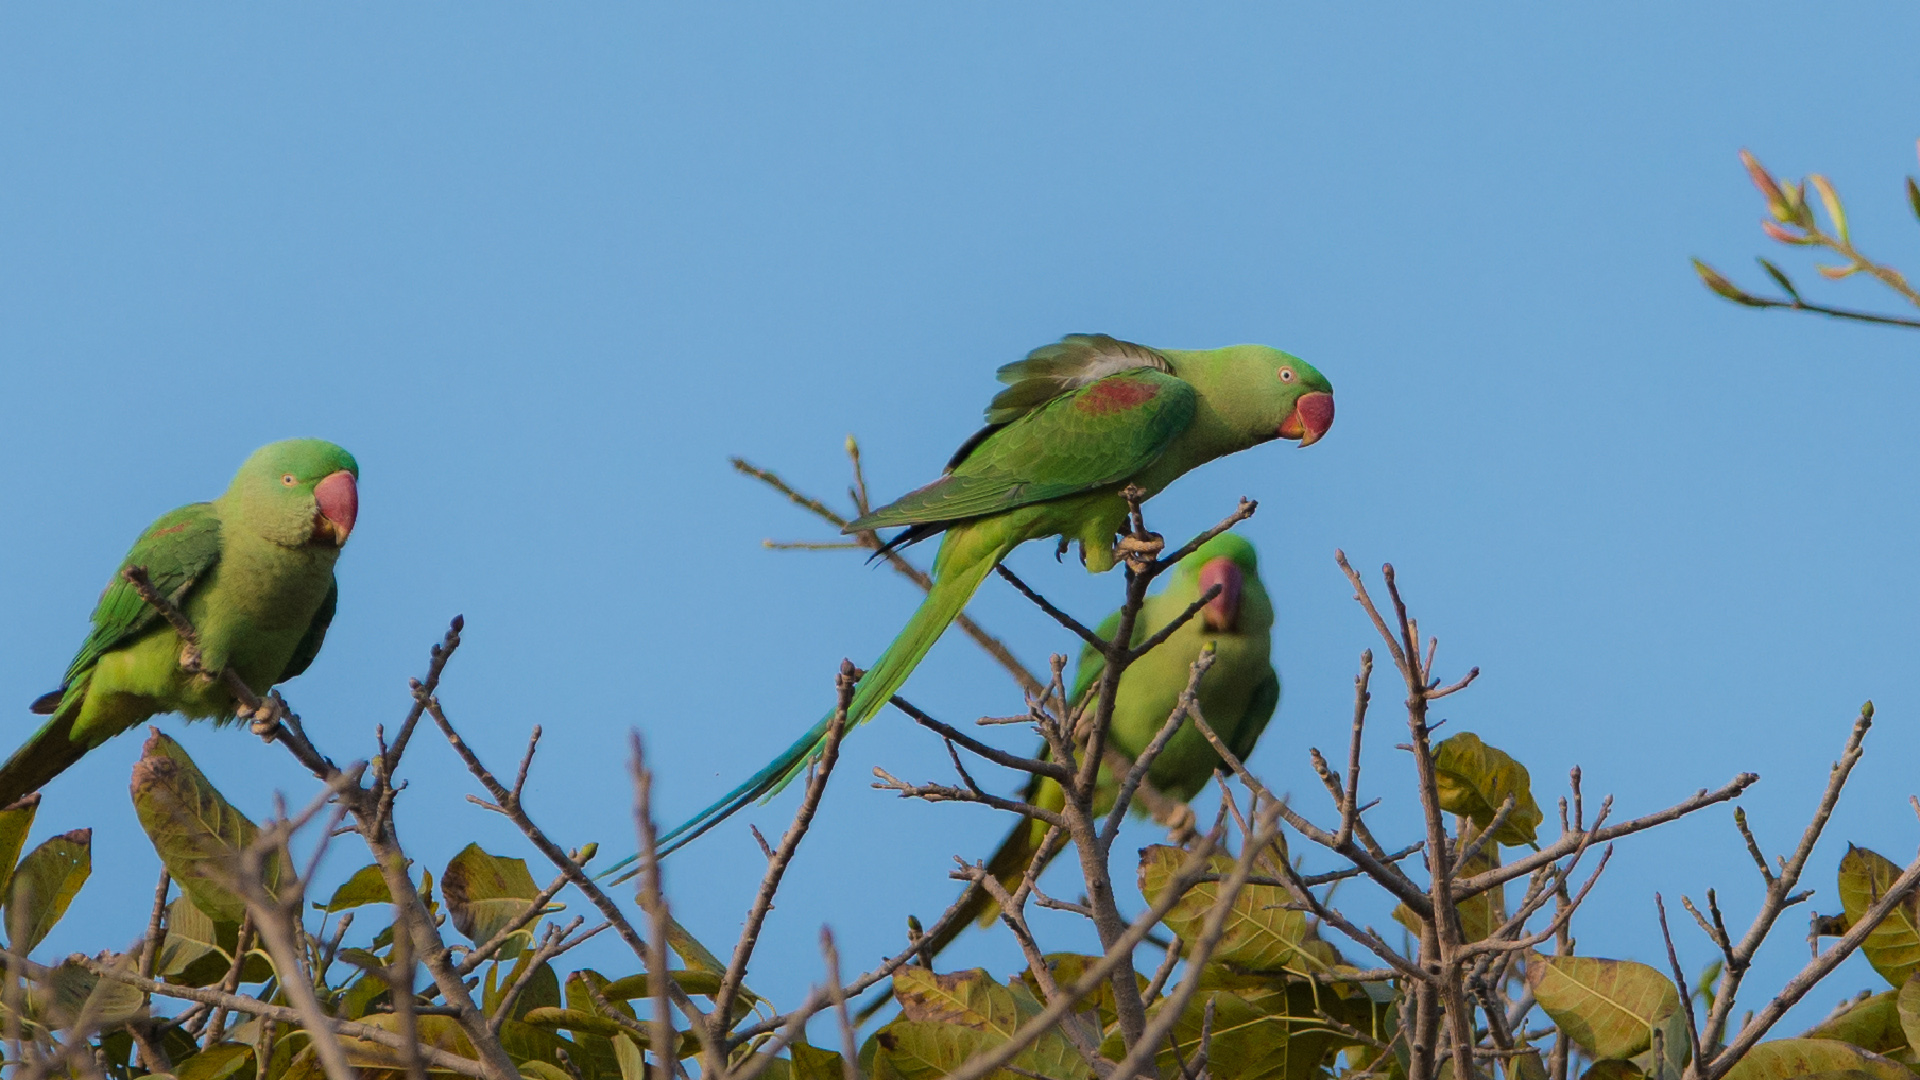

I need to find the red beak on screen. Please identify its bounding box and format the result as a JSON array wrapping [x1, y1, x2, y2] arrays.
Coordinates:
[[314, 471, 358, 546], [1277, 391, 1335, 447], [1198, 557, 1243, 633]]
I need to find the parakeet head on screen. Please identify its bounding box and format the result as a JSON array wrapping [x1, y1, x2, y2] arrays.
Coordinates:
[[1182, 345, 1334, 449], [1177, 532, 1265, 634], [226, 439, 360, 549]]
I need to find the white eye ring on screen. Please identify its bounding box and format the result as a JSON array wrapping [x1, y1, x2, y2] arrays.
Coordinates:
[[1278, 368, 1295, 382], [281, 474, 298, 486]]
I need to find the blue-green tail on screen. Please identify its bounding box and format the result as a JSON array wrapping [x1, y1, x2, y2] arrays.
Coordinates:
[[645, 531, 1012, 863]]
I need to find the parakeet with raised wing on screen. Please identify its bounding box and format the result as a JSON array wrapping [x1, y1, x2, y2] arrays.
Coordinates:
[[921, 531, 1278, 958], [658, 334, 1331, 855], [1, 439, 359, 806]]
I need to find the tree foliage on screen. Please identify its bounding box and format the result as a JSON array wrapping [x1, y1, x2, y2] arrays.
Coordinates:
[[1, 446, 1916, 1080]]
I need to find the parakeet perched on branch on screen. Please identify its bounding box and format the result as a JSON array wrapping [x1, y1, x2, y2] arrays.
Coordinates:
[[922, 531, 1278, 958], [659, 334, 1331, 854], [1, 439, 360, 805]]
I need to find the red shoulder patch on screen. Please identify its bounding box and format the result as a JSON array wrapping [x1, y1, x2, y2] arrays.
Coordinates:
[[1075, 376, 1160, 416], [147, 522, 190, 538]]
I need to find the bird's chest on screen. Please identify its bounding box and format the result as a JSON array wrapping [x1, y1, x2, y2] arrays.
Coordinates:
[[185, 540, 334, 677]]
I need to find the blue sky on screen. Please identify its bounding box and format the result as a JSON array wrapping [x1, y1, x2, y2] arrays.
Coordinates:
[[4, 3, 1919, 1038]]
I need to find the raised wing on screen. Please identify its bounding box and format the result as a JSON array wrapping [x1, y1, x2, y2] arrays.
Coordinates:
[[52, 503, 223, 697], [984, 334, 1174, 426], [278, 578, 337, 683], [847, 367, 1196, 534]]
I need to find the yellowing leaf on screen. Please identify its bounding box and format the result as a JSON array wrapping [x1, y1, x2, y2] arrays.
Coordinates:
[[1841, 846, 1920, 988], [131, 731, 279, 924], [336, 1014, 477, 1080], [893, 966, 1023, 1035], [0, 794, 40, 899], [5, 828, 90, 953], [1099, 988, 1340, 1080], [1432, 732, 1543, 846], [1138, 845, 1322, 975], [868, 1017, 1087, 1080], [35, 953, 145, 1029], [175, 1043, 255, 1080], [1722, 1038, 1916, 1080], [1529, 956, 1683, 1062], [1804, 989, 1905, 1055], [1899, 974, 1920, 1057], [666, 917, 727, 975], [789, 1042, 846, 1080], [443, 843, 541, 959]]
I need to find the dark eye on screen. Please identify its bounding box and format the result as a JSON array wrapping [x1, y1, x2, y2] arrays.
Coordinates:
[[1278, 368, 1295, 382], [281, 474, 298, 486]]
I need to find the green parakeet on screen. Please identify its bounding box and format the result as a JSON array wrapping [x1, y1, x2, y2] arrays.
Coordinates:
[[923, 531, 1277, 957], [2, 439, 360, 806], [659, 334, 1331, 854]]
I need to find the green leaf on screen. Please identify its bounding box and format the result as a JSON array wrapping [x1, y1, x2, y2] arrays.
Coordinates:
[[790, 1041, 846, 1080], [1138, 846, 1323, 975], [443, 843, 542, 959], [523, 1007, 627, 1038], [667, 917, 727, 975], [175, 1043, 256, 1080], [1906, 178, 1920, 225], [614, 1032, 647, 1080], [1432, 732, 1544, 846], [1395, 850, 1504, 944], [520, 1064, 576, 1080], [155, 895, 273, 987], [1841, 845, 1920, 987], [872, 971, 1087, 1080], [485, 954, 560, 1022], [317, 863, 393, 913], [1805, 990, 1905, 1055], [1899, 975, 1920, 1056], [498, 1016, 572, 1072], [1694, 260, 1763, 307], [1722, 1039, 1917, 1080], [893, 966, 1023, 1035], [558, 969, 700, 1063], [1757, 259, 1802, 302], [561, 970, 630, 1078], [0, 794, 40, 900], [5, 828, 90, 953], [1018, 954, 1122, 1032], [1506, 1048, 1549, 1079], [1099, 988, 1336, 1080], [1529, 956, 1684, 1062], [131, 731, 279, 924], [34, 954, 145, 1029], [1631, 1005, 1690, 1080], [336, 1014, 477, 1079], [337, 972, 390, 1021], [600, 970, 731, 1002], [868, 1022, 997, 1080]]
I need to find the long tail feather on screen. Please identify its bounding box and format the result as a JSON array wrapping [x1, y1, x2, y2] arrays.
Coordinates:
[[0, 708, 91, 809], [920, 776, 1067, 960], [655, 528, 1013, 858]]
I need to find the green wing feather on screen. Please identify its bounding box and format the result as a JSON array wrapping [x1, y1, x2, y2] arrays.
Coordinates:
[[1069, 609, 1125, 706], [279, 579, 337, 683], [983, 334, 1174, 425], [1226, 667, 1281, 763], [847, 368, 1196, 533], [34, 504, 222, 711]]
